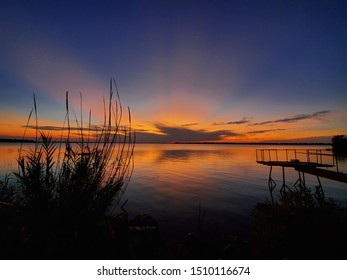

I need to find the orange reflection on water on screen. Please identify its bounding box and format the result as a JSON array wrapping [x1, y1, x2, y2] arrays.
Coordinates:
[[0, 143, 22, 176], [2, 142, 346, 240], [131, 144, 259, 199]]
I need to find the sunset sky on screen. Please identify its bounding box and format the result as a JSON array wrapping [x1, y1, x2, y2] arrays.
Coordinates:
[[1, 0, 346, 143]]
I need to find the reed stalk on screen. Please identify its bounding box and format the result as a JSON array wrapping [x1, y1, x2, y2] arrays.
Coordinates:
[[11, 79, 135, 219]]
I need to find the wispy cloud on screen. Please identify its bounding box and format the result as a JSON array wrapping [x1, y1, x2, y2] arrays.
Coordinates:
[[24, 125, 101, 131], [181, 122, 200, 127], [23, 124, 131, 132], [134, 128, 153, 133], [23, 125, 66, 131], [213, 117, 250, 126], [253, 110, 330, 126], [247, 128, 286, 135]]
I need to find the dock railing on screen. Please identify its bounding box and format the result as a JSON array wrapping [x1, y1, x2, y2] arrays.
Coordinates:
[[256, 149, 337, 170]]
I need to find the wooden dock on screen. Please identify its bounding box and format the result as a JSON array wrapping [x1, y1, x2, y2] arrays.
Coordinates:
[[256, 148, 347, 198]]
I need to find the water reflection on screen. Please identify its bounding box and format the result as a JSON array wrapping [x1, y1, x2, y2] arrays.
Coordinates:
[[120, 144, 346, 239], [1, 143, 347, 240], [0, 143, 22, 176]]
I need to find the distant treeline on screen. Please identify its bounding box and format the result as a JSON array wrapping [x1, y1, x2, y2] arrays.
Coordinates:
[[0, 138, 36, 143], [171, 141, 332, 146], [0, 138, 334, 146], [332, 135, 347, 155], [0, 138, 120, 144]]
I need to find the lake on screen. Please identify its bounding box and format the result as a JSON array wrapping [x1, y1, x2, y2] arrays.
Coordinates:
[[1, 143, 347, 240]]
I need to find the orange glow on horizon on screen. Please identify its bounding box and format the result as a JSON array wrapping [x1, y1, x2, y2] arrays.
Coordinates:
[[0, 106, 343, 143], [0, 117, 340, 143]]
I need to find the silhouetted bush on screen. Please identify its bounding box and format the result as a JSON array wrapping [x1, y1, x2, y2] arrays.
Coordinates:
[[252, 185, 347, 259]]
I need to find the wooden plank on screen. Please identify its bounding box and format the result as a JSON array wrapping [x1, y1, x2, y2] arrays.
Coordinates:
[[256, 160, 334, 168], [295, 166, 347, 184]]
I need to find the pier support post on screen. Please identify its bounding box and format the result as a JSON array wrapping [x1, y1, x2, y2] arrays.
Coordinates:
[[315, 176, 325, 204], [280, 166, 290, 195], [268, 165, 276, 203], [294, 171, 306, 191]]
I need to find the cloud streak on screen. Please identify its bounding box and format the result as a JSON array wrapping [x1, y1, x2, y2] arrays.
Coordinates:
[[136, 123, 240, 143], [253, 110, 330, 126], [246, 128, 286, 135], [181, 122, 200, 127], [24, 124, 131, 133], [213, 117, 250, 126], [24, 125, 101, 132]]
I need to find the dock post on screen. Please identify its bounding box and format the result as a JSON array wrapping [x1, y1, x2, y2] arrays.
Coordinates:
[[315, 176, 325, 204], [294, 171, 305, 191], [335, 155, 340, 173], [268, 165, 276, 203], [280, 166, 289, 195]]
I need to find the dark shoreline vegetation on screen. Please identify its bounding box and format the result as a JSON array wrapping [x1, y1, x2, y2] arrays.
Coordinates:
[[0, 138, 36, 143], [1, 82, 347, 259], [332, 135, 347, 156]]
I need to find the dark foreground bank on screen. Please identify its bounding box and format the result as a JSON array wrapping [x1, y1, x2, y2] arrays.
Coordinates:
[[1, 183, 347, 260]]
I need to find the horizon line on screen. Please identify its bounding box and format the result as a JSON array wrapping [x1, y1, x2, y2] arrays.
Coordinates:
[[0, 137, 332, 146]]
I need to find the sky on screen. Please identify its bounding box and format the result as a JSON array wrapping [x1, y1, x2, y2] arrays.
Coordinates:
[[0, 0, 346, 143]]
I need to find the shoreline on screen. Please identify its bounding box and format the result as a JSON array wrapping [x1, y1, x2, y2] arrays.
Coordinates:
[[0, 138, 332, 146]]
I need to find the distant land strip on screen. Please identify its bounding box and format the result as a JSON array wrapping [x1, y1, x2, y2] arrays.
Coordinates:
[[170, 142, 332, 146], [0, 138, 36, 143], [0, 138, 332, 146]]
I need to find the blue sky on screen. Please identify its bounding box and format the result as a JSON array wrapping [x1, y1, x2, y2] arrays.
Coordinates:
[[0, 0, 346, 142]]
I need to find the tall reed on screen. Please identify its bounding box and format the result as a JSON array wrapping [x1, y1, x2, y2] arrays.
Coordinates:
[[13, 79, 135, 219]]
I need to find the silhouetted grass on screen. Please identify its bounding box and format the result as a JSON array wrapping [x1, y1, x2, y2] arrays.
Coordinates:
[[0, 79, 136, 259]]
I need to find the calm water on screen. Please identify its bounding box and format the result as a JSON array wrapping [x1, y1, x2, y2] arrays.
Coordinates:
[[1, 143, 347, 239]]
